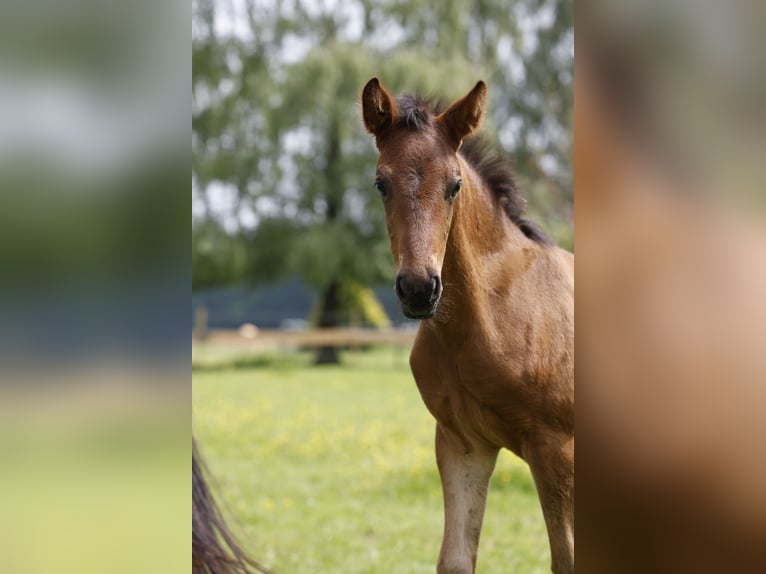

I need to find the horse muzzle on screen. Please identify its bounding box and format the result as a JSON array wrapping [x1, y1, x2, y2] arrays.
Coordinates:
[[395, 269, 442, 319]]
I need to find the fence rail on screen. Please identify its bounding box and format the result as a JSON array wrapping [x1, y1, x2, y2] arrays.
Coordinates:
[[193, 328, 417, 349]]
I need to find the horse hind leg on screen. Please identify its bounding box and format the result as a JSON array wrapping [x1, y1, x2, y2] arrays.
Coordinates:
[[435, 423, 500, 574], [526, 432, 575, 574]]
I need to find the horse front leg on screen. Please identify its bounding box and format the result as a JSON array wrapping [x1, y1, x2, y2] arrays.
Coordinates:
[[526, 432, 575, 574], [435, 422, 499, 574]]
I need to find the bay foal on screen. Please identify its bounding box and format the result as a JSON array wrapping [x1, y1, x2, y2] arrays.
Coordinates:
[[361, 78, 574, 573]]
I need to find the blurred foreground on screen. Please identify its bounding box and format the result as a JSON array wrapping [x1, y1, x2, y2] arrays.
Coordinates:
[[577, 2, 766, 571]]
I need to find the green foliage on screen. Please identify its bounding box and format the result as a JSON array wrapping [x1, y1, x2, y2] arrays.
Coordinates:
[[192, 219, 248, 291], [341, 282, 392, 328], [307, 281, 392, 328], [192, 347, 549, 573]]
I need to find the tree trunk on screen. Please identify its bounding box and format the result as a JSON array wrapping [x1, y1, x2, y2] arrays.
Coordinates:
[[314, 102, 344, 365], [193, 304, 209, 341], [315, 279, 341, 365]]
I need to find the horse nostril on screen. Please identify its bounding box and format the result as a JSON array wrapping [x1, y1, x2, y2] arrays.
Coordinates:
[[431, 274, 442, 297], [396, 271, 441, 305], [395, 275, 405, 299]]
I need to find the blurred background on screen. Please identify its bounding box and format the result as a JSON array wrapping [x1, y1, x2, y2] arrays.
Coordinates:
[[192, 0, 573, 362], [0, 0, 187, 573], [192, 1, 572, 572]]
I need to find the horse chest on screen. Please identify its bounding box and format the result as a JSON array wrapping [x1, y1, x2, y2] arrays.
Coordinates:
[[411, 331, 540, 452]]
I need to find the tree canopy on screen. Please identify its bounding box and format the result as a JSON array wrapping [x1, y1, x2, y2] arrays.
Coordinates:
[[192, 0, 573, 295]]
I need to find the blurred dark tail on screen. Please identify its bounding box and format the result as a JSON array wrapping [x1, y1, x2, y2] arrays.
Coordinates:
[[193, 438, 273, 574]]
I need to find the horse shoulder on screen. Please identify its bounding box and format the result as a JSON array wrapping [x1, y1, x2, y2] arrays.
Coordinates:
[[494, 245, 574, 421]]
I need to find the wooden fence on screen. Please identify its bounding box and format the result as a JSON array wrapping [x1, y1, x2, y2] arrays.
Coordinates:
[[193, 327, 417, 350]]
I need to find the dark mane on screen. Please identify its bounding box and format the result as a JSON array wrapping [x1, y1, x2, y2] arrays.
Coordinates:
[[395, 94, 444, 131], [459, 137, 552, 245], [394, 94, 551, 246]]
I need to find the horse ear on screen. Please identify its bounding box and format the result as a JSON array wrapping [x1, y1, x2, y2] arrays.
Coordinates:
[[362, 78, 397, 139], [437, 81, 487, 148]]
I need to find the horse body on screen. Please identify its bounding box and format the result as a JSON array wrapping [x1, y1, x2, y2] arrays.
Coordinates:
[[362, 78, 574, 573], [411, 164, 574, 573]]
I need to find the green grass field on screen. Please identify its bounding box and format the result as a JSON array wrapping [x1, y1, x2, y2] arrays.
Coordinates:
[[193, 347, 549, 573]]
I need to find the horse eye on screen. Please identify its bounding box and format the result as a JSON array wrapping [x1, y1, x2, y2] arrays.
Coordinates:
[[375, 179, 388, 198], [450, 180, 462, 199]]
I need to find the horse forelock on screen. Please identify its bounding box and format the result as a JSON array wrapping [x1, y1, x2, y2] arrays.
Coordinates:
[[395, 94, 444, 131]]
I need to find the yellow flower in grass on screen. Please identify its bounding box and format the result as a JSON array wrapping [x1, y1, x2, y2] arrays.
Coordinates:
[[260, 497, 274, 512], [374, 453, 392, 472]]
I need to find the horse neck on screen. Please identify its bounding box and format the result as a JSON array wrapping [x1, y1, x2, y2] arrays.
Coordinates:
[[431, 157, 534, 332]]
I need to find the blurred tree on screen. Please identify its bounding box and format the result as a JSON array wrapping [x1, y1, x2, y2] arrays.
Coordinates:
[[192, 218, 248, 291], [192, 0, 573, 362]]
